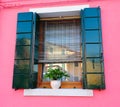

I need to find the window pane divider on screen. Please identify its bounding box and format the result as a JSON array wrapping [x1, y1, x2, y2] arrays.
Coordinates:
[[15, 58, 30, 60], [85, 42, 101, 44], [38, 59, 82, 63], [40, 16, 80, 21], [18, 20, 33, 22], [17, 32, 33, 34], [84, 72, 104, 74], [85, 29, 101, 30], [16, 45, 31, 46]]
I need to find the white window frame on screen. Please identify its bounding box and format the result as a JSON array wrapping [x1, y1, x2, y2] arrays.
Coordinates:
[[29, 4, 90, 17], [24, 4, 93, 97]]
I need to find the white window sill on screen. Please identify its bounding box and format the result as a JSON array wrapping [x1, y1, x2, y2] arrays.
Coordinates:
[[24, 89, 93, 96]]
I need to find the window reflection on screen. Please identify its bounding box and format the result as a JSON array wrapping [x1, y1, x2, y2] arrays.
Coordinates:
[[85, 30, 100, 43], [39, 20, 81, 63], [84, 18, 99, 29], [17, 22, 32, 33], [43, 63, 82, 82], [40, 20, 82, 82], [86, 58, 102, 72], [86, 44, 100, 57], [16, 46, 30, 59], [17, 34, 31, 45], [87, 74, 102, 89], [14, 60, 30, 73]]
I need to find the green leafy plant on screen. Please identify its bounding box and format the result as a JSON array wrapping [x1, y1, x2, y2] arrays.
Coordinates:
[[44, 68, 69, 80]]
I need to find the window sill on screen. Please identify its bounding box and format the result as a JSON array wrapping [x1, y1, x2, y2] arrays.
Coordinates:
[[24, 88, 93, 96]]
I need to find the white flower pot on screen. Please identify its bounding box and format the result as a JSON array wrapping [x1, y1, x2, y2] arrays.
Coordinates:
[[50, 80, 61, 89]]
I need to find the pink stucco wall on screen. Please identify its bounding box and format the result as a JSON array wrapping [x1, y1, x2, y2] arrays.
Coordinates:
[[0, 0, 120, 107]]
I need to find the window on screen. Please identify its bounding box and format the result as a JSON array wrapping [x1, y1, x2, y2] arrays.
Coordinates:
[[12, 7, 105, 90], [38, 19, 82, 88]]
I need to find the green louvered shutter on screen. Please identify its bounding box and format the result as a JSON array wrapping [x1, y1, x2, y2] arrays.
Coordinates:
[[81, 7, 105, 89], [12, 12, 39, 89]]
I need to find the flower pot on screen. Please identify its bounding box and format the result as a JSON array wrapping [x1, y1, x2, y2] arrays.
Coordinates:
[[50, 80, 61, 89]]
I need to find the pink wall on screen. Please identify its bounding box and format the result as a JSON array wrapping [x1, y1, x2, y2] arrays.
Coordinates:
[[0, 0, 120, 107]]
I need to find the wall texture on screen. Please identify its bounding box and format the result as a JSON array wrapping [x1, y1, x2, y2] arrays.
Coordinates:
[[0, 0, 120, 107]]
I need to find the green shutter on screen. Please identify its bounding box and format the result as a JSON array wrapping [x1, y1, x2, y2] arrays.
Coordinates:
[[12, 12, 39, 89], [33, 13, 40, 88], [81, 7, 105, 89]]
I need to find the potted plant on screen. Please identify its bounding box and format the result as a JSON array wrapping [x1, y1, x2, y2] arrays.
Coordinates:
[[44, 68, 69, 89]]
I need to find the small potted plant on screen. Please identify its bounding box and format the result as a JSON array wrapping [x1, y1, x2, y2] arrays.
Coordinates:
[[44, 68, 69, 89]]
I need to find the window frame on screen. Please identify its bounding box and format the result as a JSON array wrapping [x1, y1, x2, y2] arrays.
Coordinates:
[[37, 19, 83, 88], [29, 5, 90, 89]]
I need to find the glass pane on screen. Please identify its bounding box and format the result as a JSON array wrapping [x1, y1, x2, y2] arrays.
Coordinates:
[[87, 74, 103, 89], [85, 30, 100, 43], [35, 35, 39, 46], [84, 8, 100, 17], [18, 12, 33, 21], [42, 20, 81, 62], [17, 22, 32, 33], [43, 62, 82, 82], [17, 34, 31, 45], [13, 74, 29, 88], [16, 46, 30, 59], [34, 47, 38, 59], [86, 58, 102, 72], [14, 60, 30, 73], [33, 64, 38, 72], [32, 71, 38, 88], [84, 18, 99, 29], [86, 44, 100, 57]]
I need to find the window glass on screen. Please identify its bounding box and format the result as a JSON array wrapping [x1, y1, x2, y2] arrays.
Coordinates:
[[16, 46, 31, 59], [39, 20, 82, 83], [86, 44, 100, 57], [85, 30, 100, 43], [86, 58, 102, 72], [17, 34, 31, 45], [87, 74, 103, 89], [18, 12, 33, 21], [34, 64, 38, 72], [39, 20, 81, 63], [84, 18, 99, 29], [35, 35, 39, 46], [43, 63, 82, 82], [13, 74, 30, 88], [84, 8, 100, 17], [17, 22, 32, 33], [34, 47, 38, 59], [14, 60, 30, 73]]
